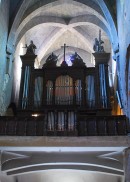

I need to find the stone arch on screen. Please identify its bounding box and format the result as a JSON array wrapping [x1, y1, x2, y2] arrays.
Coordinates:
[[37, 25, 94, 62], [7, 0, 32, 53], [40, 47, 93, 67], [71, 0, 118, 51], [7, 0, 113, 53], [95, 0, 118, 52], [69, 15, 111, 41], [15, 15, 110, 57], [21, 0, 104, 22], [15, 16, 67, 46]]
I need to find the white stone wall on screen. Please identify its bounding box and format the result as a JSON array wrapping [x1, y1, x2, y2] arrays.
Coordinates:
[[0, 173, 16, 182], [16, 171, 124, 182], [12, 36, 26, 105]]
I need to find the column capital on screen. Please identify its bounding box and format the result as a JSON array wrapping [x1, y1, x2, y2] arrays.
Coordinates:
[[20, 54, 37, 67], [93, 53, 110, 65]]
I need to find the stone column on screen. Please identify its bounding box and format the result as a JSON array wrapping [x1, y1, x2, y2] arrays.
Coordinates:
[[124, 147, 130, 182]]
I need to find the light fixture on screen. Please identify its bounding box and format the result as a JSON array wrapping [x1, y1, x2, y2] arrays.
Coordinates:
[[32, 114, 39, 117]]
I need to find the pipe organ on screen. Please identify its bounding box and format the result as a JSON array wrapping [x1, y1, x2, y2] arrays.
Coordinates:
[[18, 52, 112, 133]]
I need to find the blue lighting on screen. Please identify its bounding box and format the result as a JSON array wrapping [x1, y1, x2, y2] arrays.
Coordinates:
[[66, 56, 72, 66], [66, 54, 76, 66]]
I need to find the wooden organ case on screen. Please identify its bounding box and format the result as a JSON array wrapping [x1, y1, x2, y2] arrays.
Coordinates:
[[17, 51, 119, 136]]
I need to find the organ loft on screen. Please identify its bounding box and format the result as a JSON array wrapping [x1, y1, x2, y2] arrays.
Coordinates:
[[1, 1, 130, 182], [19, 42, 110, 114], [5, 33, 125, 137], [0, 33, 128, 136]]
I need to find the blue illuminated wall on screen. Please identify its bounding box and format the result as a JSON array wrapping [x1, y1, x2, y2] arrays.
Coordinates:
[[116, 0, 130, 120], [0, 0, 10, 115]]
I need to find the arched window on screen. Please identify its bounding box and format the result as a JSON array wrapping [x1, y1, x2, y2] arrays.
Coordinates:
[[55, 75, 73, 105]]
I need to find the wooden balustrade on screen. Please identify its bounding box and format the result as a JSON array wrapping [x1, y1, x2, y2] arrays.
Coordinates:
[[0, 115, 128, 136]]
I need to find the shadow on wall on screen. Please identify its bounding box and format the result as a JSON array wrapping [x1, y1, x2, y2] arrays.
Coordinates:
[[5, 102, 17, 116]]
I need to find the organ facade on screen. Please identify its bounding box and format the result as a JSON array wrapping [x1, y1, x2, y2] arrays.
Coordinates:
[[9, 50, 126, 136]]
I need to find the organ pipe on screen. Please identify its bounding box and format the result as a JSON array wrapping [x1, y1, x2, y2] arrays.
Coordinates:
[[99, 64, 107, 108], [86, 75, 95, 108], [75, 80, 82, 105], [55, 75, 73, 105], [46, 81, 53, 105], [22, 66, 30, 109], [34, 77, 43, 108]]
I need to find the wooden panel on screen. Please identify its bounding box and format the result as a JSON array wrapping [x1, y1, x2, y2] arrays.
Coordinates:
[[106, 118, 117, 136], [116, 116, 127, 135], [0, 115, 128, 136], [26, 119, 36, 136], [6, 120, 16, 135], [97, 117, 107, 135], [87, 117, 97, 136], [16, 117, 26, 136], [0, 117, 7, 135]]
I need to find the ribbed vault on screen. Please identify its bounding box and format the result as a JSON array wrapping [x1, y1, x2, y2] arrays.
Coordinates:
[[7, 0, 118, 67]]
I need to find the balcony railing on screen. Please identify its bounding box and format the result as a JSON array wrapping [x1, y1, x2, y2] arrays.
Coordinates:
[[0, 115, 128, 136]]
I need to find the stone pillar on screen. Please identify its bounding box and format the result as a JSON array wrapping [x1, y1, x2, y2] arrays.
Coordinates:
[[124, 147, 130, 182]]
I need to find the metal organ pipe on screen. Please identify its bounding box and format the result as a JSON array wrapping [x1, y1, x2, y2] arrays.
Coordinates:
[[55, 76, 73, 105], [86, 75, 95, 108], [47, 112, 54, 131], [99, 64, 107, 108], [22, 66, 30, 109], [46, 81, 53, 105], [75, 80, 81, 105], [102, 64, 107, 107], [34, 77, 43, 108], [22, 67, 27, 109]]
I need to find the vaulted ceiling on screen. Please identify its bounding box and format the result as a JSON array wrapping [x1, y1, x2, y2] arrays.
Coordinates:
[[8, 0, 118, 67]]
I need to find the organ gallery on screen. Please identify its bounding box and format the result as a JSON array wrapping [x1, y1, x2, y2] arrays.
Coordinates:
[[11, 41, 126, 136]]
